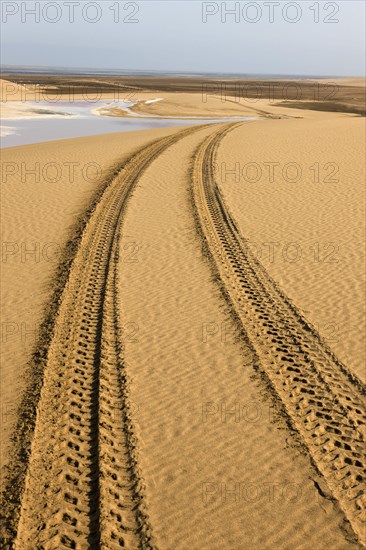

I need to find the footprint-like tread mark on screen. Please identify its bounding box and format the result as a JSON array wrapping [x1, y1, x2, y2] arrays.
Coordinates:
[[190, 122, 366, 546], [6, 125, 209, 550]]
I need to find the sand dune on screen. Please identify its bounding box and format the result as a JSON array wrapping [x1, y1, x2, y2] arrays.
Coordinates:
[[0, 126, 187, 477], [118, 123, 360, 549], [1, 87, 365, 549], [216, 115, 365, 380]]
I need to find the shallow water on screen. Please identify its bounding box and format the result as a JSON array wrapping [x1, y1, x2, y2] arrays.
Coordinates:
[[1, 100, 253, 148]]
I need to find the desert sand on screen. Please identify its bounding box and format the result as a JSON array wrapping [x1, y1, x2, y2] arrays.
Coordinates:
[[1, 77, 365, 549], [217, 115, 366, 380]]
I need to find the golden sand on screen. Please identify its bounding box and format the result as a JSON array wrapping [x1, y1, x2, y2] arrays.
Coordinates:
[[1, 82, 365, 548]]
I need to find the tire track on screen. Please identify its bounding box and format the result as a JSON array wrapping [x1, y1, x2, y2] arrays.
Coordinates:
[[190, 122, 366, 546], [6, 125, 209, 550]]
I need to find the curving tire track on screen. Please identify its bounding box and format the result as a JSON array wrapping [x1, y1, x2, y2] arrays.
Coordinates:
[[3, 125, 209, 550], [190, 122, 366, 546]]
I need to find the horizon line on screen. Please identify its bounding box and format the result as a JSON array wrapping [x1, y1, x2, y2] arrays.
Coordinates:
[[1, 64, 365, 79]]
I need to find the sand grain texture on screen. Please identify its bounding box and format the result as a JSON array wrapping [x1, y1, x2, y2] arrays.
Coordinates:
[[1, 91, 365, 549], [216, 116, 366, 380], [119, 123, 362, 548]]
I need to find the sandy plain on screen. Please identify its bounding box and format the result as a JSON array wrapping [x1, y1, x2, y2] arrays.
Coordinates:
[[0, 76, 365, 549]]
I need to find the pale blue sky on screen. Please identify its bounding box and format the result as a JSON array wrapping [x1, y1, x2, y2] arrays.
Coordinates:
[[1, 1, 365, 76]]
